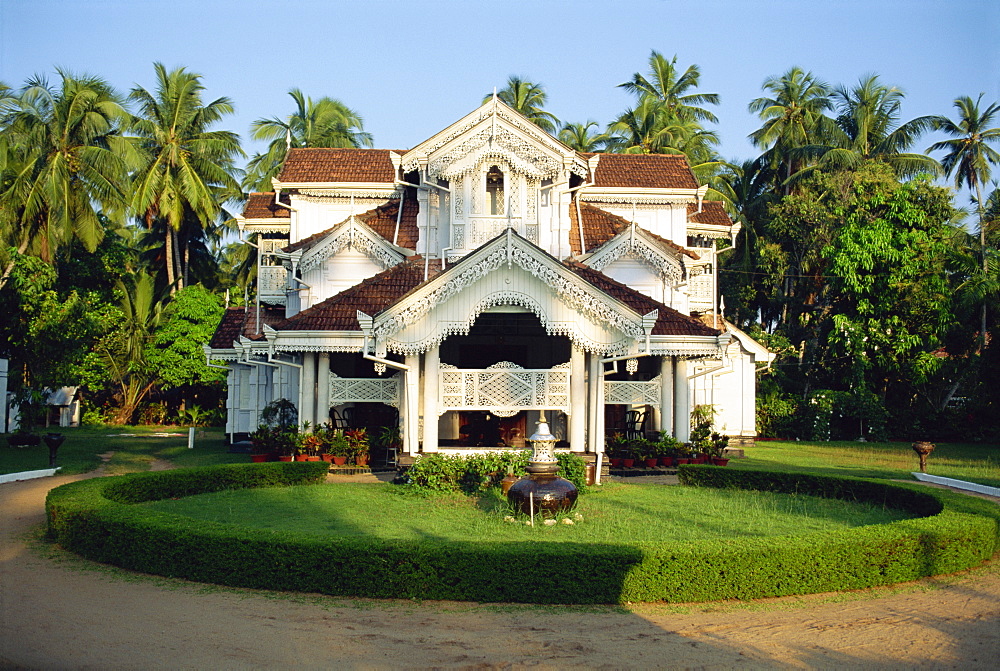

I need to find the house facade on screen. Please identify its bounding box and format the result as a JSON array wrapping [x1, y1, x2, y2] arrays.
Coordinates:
[[207, 98, 771, 458]]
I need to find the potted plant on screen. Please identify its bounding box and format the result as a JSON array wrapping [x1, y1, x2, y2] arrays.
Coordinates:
[[707, 432, 730, 466], [249, 425, 275, 462], [689, 405, 716, 463], [346, 428, 369, 466], [606, 433, 627, 467], [6, 388, 43, 448], [655, 433, 681, 466], [299, 434, 324, 461], [328, 429, 349, 465], [372, 425, 402, 466]]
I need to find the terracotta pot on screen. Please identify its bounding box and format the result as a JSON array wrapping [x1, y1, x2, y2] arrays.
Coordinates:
[[304, 456, 321, 462], [609, 457, 623, 467], [659, 457, 674, 467], [278, 455, 293, 462], [621, 458, 635, 468], [711, 457, 730, 466], [355, 455, 369, 466], [332, 456, 347, 466], [321, 454, 334, 463], [644, 458, 659, 468], [676, 458, 690, 465], [294, 454, 309, 462], [251, 454, 268, 463]]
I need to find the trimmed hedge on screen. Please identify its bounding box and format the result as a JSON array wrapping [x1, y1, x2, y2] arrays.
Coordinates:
[[45, 463, 1000, 604]]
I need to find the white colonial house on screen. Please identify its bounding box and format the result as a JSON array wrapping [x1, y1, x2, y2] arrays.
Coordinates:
[[207, 97, 772, 460]]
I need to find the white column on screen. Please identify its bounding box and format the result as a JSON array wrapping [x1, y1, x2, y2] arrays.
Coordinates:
[[587, 352, 600, 453], [316, 352, 330, 427], [422, 345, 440, 452], [0, 358, 7, 433], [404, 353, 420, 454], [673, 357, 690, 442], [595, 356, 606, 454], [570, 344, 586, 452], [659, 356, 673, 433], [300, 352, 316, 431]]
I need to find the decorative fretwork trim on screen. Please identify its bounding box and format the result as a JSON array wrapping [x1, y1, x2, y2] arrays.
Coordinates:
[[299, 220, 404, 273], [586, 233, 685, 283], [605, 375, 662, 408], [329, 374, 400, 409], [439, 361, 571, 416]]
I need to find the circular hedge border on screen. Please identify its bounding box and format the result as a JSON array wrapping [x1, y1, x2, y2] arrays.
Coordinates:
[[45, 462, 1000, 604]]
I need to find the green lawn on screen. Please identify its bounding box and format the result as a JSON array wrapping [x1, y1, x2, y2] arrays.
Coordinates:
[[142, 482, 914, 544], [731, 440, 1000, 488], [0, 426, 245, 476]]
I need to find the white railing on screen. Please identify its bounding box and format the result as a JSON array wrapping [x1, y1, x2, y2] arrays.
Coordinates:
[[469, 216, 526, 245], [440, 361, 570, 416], [604, 376, 661, 409], [258, 266, 287, 302], [329, 375, 400, 408]]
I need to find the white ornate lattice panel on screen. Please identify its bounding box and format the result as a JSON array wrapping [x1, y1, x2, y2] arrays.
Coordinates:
[[329, 375, 400, 408], [258, 266, 287, 302], [604, 375, 661, 408], [439, 361, 570, 416], [470, 217, 524, 245]]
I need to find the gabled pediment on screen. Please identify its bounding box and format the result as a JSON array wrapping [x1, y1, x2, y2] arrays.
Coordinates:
[[296, 216, 407, 274], [581, 224, 694, 284], [401, 98, 588, 181]]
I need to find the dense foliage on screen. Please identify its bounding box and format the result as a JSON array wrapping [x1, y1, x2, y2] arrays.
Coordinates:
[[45, 464, 999, 604]]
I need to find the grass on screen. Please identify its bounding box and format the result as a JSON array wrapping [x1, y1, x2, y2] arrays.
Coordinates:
[[0, 425, 245, 476], [141, 481, 914, 544], [731, 440, 1000, 488]]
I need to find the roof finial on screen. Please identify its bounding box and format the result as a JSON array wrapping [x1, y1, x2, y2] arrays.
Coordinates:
[[285, 127, 292, 151]]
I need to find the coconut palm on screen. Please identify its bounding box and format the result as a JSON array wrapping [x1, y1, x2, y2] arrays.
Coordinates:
[[558, 121, 608, 152], [927, 94, 1000, 346], [243, 88, 372, 192], [483, 76, 559, 134], [0, 70, 133, 289], [618, 51, 720, 124], [748, 67, 834, 189], [804, 74, 940, 179], [129, 63, 243, 294]]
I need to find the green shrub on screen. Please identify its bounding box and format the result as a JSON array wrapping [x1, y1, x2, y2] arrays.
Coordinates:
[[402, 451, 588, 494], [45, 465, 999, 604]]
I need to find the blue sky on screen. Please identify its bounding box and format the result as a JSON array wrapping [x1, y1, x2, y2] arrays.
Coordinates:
[[1, 0, 998, 172]]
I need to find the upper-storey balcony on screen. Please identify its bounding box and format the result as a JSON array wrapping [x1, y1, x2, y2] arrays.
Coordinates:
[[258, 265, 288, 305]]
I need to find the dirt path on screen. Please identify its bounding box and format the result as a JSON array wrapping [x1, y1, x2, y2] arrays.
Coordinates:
[[1, 473, 999, 669]]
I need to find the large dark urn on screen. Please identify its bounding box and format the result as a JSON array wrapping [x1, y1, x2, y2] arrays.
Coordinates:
[[507, 412, 578, 516], [43, 432, 65, 467], [911, 441, 935, 474]]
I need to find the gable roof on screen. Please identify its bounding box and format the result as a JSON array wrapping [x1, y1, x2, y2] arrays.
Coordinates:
[[583, 153, 699, 189], [277, 148, 397, 183], [243, 192, 290, 219], [274, 259, 428, 331], [569, 202, 697, 259], [688, 200, 732, 226], [566, 262, 719, 337], [209, 305, 287, 348], [282, 195, 420, 254]]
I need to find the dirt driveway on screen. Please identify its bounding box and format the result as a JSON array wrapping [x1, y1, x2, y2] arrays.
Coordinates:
[[2, 472, 999, 669]]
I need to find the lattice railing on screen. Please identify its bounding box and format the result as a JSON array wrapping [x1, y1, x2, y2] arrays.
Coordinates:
[[440, 361, 570, 416], [604, 375, 661, 409], [469, 216, 526, 245], [329, 374, 400, 408], [258, 266, 287, 301]]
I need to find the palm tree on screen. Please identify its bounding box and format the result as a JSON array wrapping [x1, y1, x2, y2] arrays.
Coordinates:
[[558, 121, 607, 152], [804, 74, 940, 179], [618, 51, 720, 124], [927, 94, 1000, 347], [483, 76, 559, 134], [129, 63, 243, 294], [0, 70, 133, 289], [748, 67, 834, 189], [243, 88, 372, 192]]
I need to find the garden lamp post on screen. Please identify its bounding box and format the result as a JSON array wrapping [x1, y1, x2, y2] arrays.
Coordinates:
[[43, 433, 65, 468], [507, 411, 578, 516]]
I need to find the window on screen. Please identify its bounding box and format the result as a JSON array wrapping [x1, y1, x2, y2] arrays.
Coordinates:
[[486, 165, 504, 215]]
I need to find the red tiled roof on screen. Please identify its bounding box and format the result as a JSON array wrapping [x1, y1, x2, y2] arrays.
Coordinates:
[[569, 202, 697, 259], [688, 200, 733, 226], [278, 148, 397, 183], [358, 197, 419, 250], [282, 195, 420, 254], [566, 262, 720, 337], [243, 192, 290, 219], [209, 305, 287, 348], [583, 153, 699, 189], [275, 260, 428, 331]]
